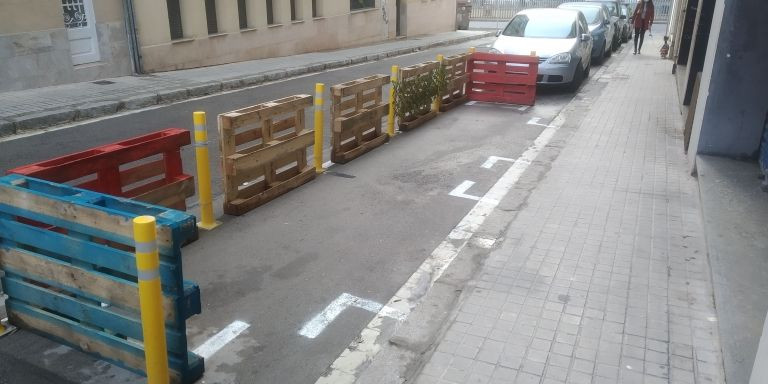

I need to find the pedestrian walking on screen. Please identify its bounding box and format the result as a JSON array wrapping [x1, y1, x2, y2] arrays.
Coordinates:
[[632, 0, 655, 54]]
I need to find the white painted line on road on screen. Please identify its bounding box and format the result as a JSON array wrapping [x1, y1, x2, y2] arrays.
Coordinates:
[[481, 156, 516, 169], [322, 160, 334, 169], [318, 115, 564, 383], [471, 236, 497, 249], [466, 101, 477, 105], [518, 105, 530, 111], [449, 180, 481, 201], [193, 320, 250, 360], [527, 117, 554, 128], [299, 293, 405, 339]]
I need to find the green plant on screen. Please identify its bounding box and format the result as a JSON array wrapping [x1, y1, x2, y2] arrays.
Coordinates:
[[393, 63, 448, 123]]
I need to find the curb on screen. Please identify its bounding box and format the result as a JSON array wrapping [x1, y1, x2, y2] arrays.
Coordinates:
[[0, 32, 493, 138]]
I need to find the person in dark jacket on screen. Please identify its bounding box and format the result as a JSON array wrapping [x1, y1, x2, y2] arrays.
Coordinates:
[[632, 0, 655, 54]]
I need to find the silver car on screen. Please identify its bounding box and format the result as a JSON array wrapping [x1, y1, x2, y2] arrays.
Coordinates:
[[491, 8, 593, 91]]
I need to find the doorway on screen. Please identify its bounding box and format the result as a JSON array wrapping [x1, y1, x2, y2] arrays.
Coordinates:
[[62, 0, 101, 65], [396, 0, 405, 37]]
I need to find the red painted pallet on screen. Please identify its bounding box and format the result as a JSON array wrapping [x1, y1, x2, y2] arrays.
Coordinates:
[[467, 52, 538, 106], [7, 128, 194, 210]]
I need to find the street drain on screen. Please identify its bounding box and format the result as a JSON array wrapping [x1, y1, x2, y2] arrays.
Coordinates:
[[325, 171, 355, 179], [92, 80, 115, 85]]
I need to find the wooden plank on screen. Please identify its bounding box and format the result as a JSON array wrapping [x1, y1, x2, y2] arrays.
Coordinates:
[[224, 166, 315, 216], [471, 72, 536, 85], [219, 114, 240, 203], [0, 219, 181, 289], [332, 75, 390, 97], [400, 61, 439, 80], [333, 131, 389, 164], [120, 160, 166, 187], [229, 130, 314, 176], [338, 91, 378, 113], [0, 184, 173, 247], [223, 95, 312, 129], [233, 126, 264, 147], [8, 303, 186, 384], [337, 103, 389, 132], [129, 176, 195, 209], [2, 276, 185, 349]]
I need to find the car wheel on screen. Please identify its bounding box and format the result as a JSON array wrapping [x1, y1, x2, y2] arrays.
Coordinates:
[[568, 61, 585, 92], [622, 28, 629, 43], [604, 40, 612, 58]]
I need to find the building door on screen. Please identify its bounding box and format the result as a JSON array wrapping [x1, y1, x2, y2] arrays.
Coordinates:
[[62, 0, 101, 65], [396, 0, 405, 36]]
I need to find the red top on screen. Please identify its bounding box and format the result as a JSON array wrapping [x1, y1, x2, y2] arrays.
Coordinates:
[[632, 1, 655, 30]]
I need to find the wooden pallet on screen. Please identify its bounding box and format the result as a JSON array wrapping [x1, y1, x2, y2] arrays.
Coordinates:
[[331, 74, 391, 163], [398, 61, 440, 130], [0, 175, 202, 383], [218, 95, 316, 216], [467, 52, 538, 106], [440, 53, 471, 112], [7, 129, 194, 211]]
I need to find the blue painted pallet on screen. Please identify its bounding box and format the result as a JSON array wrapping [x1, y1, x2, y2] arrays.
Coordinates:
[[0, 175, 203, 383]]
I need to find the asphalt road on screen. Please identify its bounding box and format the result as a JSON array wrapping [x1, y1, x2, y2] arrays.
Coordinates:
[[0, 37, 591, 383]]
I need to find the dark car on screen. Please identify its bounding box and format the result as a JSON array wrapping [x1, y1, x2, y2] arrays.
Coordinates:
[[620, 3, 633, 42], [558, 3, 615, 63], [585, 0, 625, 50]]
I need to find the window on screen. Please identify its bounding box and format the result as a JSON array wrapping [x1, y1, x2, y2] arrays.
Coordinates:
[[502, 14, 577, 39], [290, 0, 301, 21], [204, 0, 218, 34], [350, 0, 375, 11], [266, 0, 275, 25], [237, 0, 248, 29], [312, 0, 318, 17], [166, 0, 184, 40]]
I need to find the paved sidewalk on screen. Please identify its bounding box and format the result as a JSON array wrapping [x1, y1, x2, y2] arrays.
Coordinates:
[[0, 30, 491, 136], [413, 41, 726, 383]]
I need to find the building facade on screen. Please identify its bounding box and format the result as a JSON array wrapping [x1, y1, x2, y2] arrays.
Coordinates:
[[1, 0, 457, 91], [0, 0, 133, 91]]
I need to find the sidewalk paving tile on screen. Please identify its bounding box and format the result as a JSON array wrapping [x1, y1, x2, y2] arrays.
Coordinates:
[[413, 38, 726, 384]]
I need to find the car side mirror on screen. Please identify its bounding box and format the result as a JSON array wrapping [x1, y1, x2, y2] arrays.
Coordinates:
[[496, 30, 501, 37], [581, 33, 592, 42], [620, 15, 627, 20]]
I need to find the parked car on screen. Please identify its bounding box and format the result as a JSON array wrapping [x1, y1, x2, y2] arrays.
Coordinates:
[[491, 8, 593, 91], [620, 3, 633, 42], [558, 2, 615, 63], [585, 0, 625, 49]]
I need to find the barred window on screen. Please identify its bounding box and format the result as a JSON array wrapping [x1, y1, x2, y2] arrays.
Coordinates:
[[166, 0, 184, 40], [351, 0, 375, 11]]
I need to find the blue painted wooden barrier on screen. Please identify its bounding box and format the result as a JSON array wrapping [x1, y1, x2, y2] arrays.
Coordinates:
[[0, 174, 203, 383]]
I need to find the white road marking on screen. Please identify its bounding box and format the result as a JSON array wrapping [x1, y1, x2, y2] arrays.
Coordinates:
[[193, 320, 250, 359], [518, 105, 530, 111], [470, 236, 497, 249], [322, 160, 334, 169], [299, 293, 405, 339], [527, 117, 554, 128], [317, 115, 564, 383], [466, 101, 477, 105], [449, 180, 482, 201], [481, 156, 516, 169]]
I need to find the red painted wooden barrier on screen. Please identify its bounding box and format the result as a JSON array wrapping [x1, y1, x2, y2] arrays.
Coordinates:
[[467, 52, 538, 106], [7, 129, 194, 210]]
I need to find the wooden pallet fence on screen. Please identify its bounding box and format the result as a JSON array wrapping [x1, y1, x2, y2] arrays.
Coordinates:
[[439, 53, 472, 112], [7, 128, 195, 211], [218, 95, 316, 215], [467, 52, 538, 106], [0, 175, 202, 383], [330, 74, 391, 163], [396, 61, 440, 131]]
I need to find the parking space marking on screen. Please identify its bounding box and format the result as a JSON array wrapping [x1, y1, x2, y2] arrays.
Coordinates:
[[317, 114, 564, 383], [193, 320, 250, 360], [481, 156, 516, 169], [527, 117, 554, 128], [449, 180, 500, 204], [299, 293, 405, 339]]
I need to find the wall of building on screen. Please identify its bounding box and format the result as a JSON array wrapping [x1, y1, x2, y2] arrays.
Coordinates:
[[405, 0, 456, 36], [689, 0, 768, 164], [0, 0, 132, 92]]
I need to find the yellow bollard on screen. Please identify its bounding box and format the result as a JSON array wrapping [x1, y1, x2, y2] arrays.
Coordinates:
[[434, 54, 445, 112], [313, 83, 325, 173], [133, 216, 169, 384], [469, 47, 476, 54], [193, 112, 220, 230], [387, 65, 399, 137]]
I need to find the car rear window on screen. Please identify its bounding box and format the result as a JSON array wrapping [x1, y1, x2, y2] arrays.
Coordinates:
[[502, 14, 577, 39], [561, 6, 601, 25]]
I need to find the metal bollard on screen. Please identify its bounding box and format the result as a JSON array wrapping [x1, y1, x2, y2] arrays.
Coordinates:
[[134, 216, 169, 384], [193, 112, 220, 230], [388, 65, 399, 137], [313, 83, 325, 173]]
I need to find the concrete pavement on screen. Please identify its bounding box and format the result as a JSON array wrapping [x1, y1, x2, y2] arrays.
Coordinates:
[[0, 30, 491, 136], [341, 26, 727, 384]]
